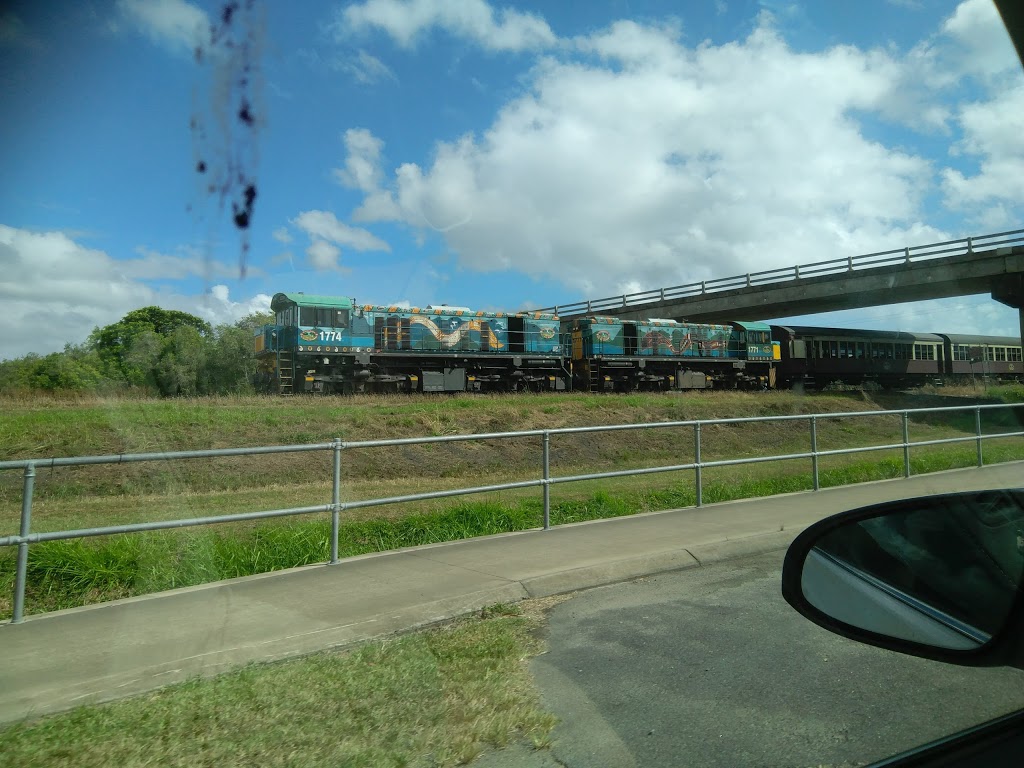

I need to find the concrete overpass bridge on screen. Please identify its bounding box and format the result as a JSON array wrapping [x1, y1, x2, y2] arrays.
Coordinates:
[[539, 229, 1024, 338]]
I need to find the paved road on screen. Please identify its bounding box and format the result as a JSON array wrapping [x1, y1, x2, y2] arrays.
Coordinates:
[[476, 550, 1024, 768]]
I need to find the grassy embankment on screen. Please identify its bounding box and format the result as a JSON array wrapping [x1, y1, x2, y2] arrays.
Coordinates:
[[0, 600, 559, 768], [1, 386, 1022, 619]]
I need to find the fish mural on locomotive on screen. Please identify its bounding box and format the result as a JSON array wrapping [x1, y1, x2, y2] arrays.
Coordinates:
[[258, 293, 566, 394], [636, 320, 731, 358], [571, 316, 774, 390]]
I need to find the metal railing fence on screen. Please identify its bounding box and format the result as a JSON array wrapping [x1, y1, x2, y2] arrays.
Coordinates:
[[2, 402, 1023, 623], [536, 228, 1024, 316]]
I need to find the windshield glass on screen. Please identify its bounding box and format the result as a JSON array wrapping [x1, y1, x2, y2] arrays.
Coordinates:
[[1, 1, 1022, 766]]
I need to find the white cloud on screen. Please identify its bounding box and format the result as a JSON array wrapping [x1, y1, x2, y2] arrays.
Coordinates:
[[345, 49, 398, 84], [334, 128, 386, 192], [940, 0, 1020, 80], [272, 227, 292, 244], [0, 225, 270, 359], [337, 0, 557, 52], [292, 209, 391, 258], [306, 240, 343, 271], [343, 16, 954, 297], [200, 285, 272, 325], [783, 296, 1022, 338], [941, 83, 1024, 225], [117, 0, 208, 53]]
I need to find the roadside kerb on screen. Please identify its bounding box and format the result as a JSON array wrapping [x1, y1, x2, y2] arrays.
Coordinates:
[[1, 461, 1021, 725]]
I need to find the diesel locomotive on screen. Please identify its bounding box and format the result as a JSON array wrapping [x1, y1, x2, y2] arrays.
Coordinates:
[[255, 292, 1022, 394]]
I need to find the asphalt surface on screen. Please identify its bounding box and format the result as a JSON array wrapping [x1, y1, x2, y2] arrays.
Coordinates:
[[2, 461, 1023, 727], [475, 551, 1024, 768]]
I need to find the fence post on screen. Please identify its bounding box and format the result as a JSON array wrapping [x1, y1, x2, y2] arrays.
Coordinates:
[[902, 412, 911, 478], [794, 264, 800, 279], [976, 408, 984, 467], [701, 281, 706, 294], [847, 255, 853, 271], [904, 247, 911, 263], [694, 423, 703, 507], [331, 438, 342, 564], [542, 431, 551, 530], [810, 417, 819, 491], [12, 463, 36, 624], [967, 236, 973, 253]]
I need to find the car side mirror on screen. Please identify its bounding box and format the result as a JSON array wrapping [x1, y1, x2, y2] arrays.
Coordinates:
[[782, 489, 1024, 667]]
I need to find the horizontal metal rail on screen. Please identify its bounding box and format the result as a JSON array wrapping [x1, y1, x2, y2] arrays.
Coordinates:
[[536, 229, 1024, 316], [2, 402, 1022, 623]]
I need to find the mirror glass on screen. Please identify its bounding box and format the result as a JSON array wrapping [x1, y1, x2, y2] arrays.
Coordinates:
[[801, 491, 1024, 650]]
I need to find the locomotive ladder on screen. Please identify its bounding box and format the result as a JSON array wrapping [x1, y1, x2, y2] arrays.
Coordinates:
[[277, 349, 294, 395]]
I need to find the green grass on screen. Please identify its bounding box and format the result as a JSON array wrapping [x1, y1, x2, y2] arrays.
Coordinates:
[[4, 440, 1022, 620], [0, 606, 557, 768]]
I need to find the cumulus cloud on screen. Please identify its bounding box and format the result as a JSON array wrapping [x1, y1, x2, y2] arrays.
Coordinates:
[[305, 240, 343, 271], [334, 128, 386, 192], [941, 83, 1024, 227], [940, 0, 1020, 80], [117, 0, 208, 54], [337, 0, 557, 52], [292, 210, 391, 254], [341, 16, 952, 296], [0, 225, 269, 359], [327, 1, 1023, 301]]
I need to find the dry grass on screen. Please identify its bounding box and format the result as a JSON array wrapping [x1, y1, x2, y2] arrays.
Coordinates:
[[0, 602, 559, 768]]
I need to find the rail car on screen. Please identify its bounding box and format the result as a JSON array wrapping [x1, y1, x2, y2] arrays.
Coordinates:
[[772, 325, 1023, 388]]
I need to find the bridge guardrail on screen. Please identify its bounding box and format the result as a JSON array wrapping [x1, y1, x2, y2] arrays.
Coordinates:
[[539, 228, 1024, 316], [3, 403, 1023, 624]]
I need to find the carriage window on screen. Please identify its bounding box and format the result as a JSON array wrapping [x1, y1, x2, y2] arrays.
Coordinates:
[[913, 344, 935, 361], [953, 345, 969, 361], [985, 347, 995, 361], [1010, 348, 1023, 362], [995, 347, 1007, 362]]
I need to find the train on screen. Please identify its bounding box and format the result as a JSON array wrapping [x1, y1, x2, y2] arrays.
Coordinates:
[[254, 292, 1023, 394]]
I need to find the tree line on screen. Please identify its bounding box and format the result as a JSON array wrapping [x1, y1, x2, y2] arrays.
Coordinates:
[[0, 307, 274, 396]]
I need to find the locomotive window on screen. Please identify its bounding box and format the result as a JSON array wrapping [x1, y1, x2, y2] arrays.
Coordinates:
[[299, 307, 317, 326]]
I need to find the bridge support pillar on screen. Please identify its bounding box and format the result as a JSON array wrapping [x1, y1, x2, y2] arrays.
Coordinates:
[[991, 274, 1024, 343]]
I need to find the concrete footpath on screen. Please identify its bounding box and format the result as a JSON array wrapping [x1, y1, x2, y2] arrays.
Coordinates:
[[1, 462, 1022, 724]]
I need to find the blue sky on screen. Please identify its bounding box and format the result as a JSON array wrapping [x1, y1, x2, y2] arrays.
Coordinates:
[[0, 0, 1021, 359]]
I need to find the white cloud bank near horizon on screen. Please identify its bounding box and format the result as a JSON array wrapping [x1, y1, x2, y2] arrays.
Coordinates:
[[0, 225, 271, 360]]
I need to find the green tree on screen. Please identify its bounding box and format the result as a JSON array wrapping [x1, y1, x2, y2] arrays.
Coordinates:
[[90, 307, 212, 388]]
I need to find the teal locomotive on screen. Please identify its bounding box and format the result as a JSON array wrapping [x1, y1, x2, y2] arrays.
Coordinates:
[[256, 292, 778, 394]]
